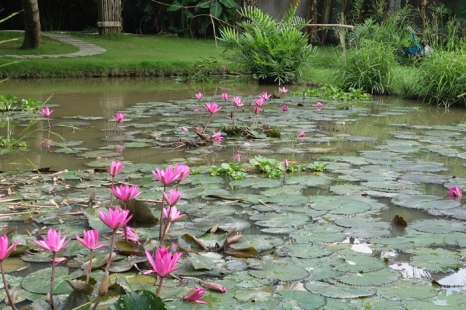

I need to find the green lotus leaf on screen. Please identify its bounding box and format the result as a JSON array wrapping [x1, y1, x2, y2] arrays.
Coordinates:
[[305, 281, 377, 299], [337, 268, 400, 286], [249, 263, 309, 282], [279, 291, 327, 310]]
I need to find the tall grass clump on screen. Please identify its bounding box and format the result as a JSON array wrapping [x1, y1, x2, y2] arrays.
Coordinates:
[[417, 50, 466, 107], [337, 41, 396, 94], [219, 1, 316, 84]]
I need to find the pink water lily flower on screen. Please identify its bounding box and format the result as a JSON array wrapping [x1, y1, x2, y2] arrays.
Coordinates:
[[212, 132, 223, 142], [448, 187, 462, 197], [163, 206, 186, 222], [184, 287, 206, 304], [144, 246, 181, 277], [117, 141, 125, 152], [195, 93, 203, 101], [231, 96, 244, 107], [99, 207, 133, 230], [316, 102, 322, 108], [76, 230, 105, 250], [284, 159, 290, 168], [111, 112, 126, 123], [342, 121, 346, 126], [106, 161, 123, 177], [254, 99, 265, 107], [253, 106, 260, 114], [204, 102, 222, 114], [279, 87, 288, 94], [0, 236, 19, 261], [260, 92, 272, 100], [296, 131, 305, 138], [163, 190, 183, 207], [174, 164, 190, 182], [282, 105, 288, 111], [40, 139, 51, 149], [34, 229, 71, 253], [152, 166, 181, 185], [122, 227, 139, 243], [110, 185, 141, 202], [222, 93, 230, 101], [196, 126, 203, 132], [222, 65, 226, 70], [39, 107, 54, 117], [182, 127, 188, 132]]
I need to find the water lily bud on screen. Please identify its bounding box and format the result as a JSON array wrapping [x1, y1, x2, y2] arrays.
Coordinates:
[[208, 282, 226, 293], [226, 234, 243, 245]]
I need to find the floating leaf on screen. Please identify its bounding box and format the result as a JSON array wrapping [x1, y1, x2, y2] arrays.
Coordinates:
[[250, 214, 310, 228], [310, 199, 371, 215], [337, 268, 400, 286], [279, 291, 327, 310], [22, 267, 81, 294], [277, 244, 332, 259], [409, 219, 466, 234], [333, 255, 386, 273], [187, 253, 216, 270], [109, 290, 167, 310], [229, 235, 284, 252], [305, 281, 377, 299], [115, 241, 145, 255], [249, 263, 309, 282], [185, 217, 250, 232]]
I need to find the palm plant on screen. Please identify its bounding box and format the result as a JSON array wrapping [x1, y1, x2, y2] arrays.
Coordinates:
[[219, 2, 316, 84]]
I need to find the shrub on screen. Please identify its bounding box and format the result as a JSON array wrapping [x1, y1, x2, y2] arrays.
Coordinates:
[[219, 2, 316, 84], [337, 41, 397, 94], [417, 50, 466, 107]]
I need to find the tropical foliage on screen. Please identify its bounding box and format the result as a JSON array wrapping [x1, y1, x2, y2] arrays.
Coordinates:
[[219, 2, 316, 84]]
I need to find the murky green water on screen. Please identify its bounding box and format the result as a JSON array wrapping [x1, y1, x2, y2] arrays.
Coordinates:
[[1, 77, 466, 309]]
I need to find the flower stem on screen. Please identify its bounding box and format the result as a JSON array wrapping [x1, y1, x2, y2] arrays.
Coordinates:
[[49, 251, 56, 309], [156, 277, 164, 297], [1, 260, 17, 310], [47, 117, 51, 129], [123, 201, 128, 242], [204, 113, 213, 132], [104, 229, 117, 275], [158, 185, 167, 243], [233, 106, 238, 128], [283, 171, 286, 184], [86, 250, 93, 284], [110, 176, 115, 206]]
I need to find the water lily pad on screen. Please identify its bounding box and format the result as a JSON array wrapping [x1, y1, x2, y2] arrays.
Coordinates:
[[409, 219, 466, 234], [230, 178, 282, 189], [250, 214, 311, 228], [184, 217, 250, 232], [333, 255, 386, 273], [261, 195, 310, 206], [277, 244, 332, 259], [285, 175, 331, 187], [279, 291, 327, 310], [337, 268, 400, 286], [81, 150, 121, 158], [22, 267, 81, 294], [305, 281, 377, 299], [249, 263, 309, 282], [229, 235, 284, 252], [329, 184, 367, 195], [391, 195, 460, 210], [310, 199, 371, 215], [408, 248, 463, 272]]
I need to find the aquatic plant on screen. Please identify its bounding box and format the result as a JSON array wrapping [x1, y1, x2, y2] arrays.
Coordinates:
[[121, 226, 139, 243], [75, 230, 105, 284], [448, 186, 462, 197], [253, 106, 260, 126], [94, 207, 132, 309], [195, 93, 203, 107], [111, 112, 125, 129], [106, 160, 123, 205], [209, 162, 247, 180], [219, 2, 316, 84], [310, 161, 329, 172], [183, 287, 206, 304], [283, 159, 290, 183], [39, 107, 54, 129], [145, 246, 181, 296], [203, 102, 222, 131], [250, 155, 287, 179], [230, 96, 244, 128], [0, 236, 19, 310], [33, 229, 71, 309], [282, 105, 288, 111], [296, 131, 305, 138]]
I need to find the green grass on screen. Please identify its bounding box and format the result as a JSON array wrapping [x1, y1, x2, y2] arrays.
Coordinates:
[[0, 32, 231, 78], [0, 31, 80, 56]]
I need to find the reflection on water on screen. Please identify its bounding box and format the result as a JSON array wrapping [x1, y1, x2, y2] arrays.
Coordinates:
[[437, 268, 466, 287], [388, 261, 432, 280]]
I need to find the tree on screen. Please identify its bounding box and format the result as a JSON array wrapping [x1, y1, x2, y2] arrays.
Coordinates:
[[21, 0, 41, 49]]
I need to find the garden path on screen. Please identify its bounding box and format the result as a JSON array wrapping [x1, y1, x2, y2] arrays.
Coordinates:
[[0, 31, 106, 59]]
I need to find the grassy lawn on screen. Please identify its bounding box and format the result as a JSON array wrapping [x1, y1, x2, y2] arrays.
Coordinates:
[[0, 31, 79, 56], [0, 32, 230, 78]]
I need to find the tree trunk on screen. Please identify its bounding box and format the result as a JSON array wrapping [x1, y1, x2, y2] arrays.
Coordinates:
[[97, 0, 122, 35], [21, 0, 41, 49]]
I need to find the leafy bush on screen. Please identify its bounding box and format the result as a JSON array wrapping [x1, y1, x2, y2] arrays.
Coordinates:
[[209, 163, 247, 179], [295, 83, 372, 101], [417, 50, 466, 107], [250, 156, 286, 179], [337, 41, 397, 94], [219, 2, 316, 84]]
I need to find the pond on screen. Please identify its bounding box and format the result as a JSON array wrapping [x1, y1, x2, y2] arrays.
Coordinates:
[[1, 77, 466, 309]]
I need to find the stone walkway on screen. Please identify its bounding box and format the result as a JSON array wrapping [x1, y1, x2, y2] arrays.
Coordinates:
[[0, 31, 106, 59]]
